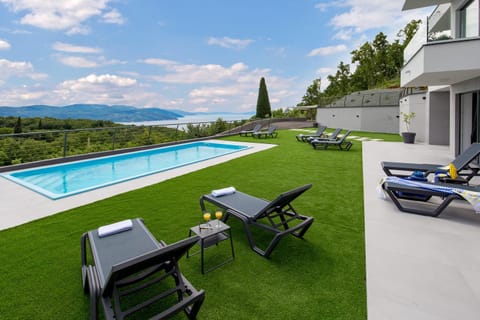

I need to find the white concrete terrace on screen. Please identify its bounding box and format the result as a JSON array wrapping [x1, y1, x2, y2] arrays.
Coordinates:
[[364, 141, 480, 320]]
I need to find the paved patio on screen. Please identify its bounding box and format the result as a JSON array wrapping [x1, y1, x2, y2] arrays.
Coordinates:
[[1, 139, 480, 319], [364, 141, 480, 320]]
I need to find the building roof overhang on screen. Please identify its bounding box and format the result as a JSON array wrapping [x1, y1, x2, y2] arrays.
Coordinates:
[[402, 0, 451, 11]]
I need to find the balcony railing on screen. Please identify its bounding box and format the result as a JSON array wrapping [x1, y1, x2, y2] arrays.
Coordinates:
[[404, 4, 453, 65], [404, 20, 428, 64]]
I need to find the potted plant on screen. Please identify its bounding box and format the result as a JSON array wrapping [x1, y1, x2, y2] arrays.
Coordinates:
[[401, 111, 416, 144]]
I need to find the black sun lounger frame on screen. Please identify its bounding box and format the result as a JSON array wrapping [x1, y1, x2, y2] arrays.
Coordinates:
[[382, 180, 480, 217], [199, 184, 314, 258], [252, 126, 278, 138], [239, 124, 262, 137], [81, 218, 205, 320], [382, 143, 480, 180], [311, 130, 353, 150], [296, 125, 327, 142]]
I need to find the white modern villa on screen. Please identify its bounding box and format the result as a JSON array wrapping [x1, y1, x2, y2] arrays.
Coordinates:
[[401, 0, 480, 156]]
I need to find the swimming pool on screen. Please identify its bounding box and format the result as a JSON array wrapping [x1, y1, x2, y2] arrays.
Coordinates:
[[1, 141, 249, 199]]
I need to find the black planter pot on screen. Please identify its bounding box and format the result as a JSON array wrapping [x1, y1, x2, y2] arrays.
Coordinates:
[[401, 132, 416, 144]]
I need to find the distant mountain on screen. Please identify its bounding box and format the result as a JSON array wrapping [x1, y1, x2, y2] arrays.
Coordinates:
[[0, 104, 185, 122]]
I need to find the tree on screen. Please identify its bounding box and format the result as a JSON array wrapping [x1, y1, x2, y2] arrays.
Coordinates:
[[298, 19, 423, 105], [298, 78, 322, 106], [350, 32, 397, 89], [13, 117, 22, 134], [397, 19, 422, 49], [255, 77, 272, 118], [351, 42, 375, 89], [323, 62, 352, 97]]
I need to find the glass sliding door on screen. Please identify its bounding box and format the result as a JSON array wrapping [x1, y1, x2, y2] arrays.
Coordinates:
[[459, 91, 480, 156]]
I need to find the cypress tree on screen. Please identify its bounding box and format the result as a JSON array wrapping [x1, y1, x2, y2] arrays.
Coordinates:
[[13, 116, 22, 134], [255, 77, 272, 118]]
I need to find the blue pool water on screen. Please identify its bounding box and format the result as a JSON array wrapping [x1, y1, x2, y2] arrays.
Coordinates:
[[2, 141, 249, 199]]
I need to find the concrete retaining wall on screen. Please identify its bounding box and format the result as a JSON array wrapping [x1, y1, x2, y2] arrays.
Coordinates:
[[315, 106, 399, 133]]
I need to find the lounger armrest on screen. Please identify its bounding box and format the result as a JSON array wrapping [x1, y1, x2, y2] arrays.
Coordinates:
[[102, 236, 199, 296]]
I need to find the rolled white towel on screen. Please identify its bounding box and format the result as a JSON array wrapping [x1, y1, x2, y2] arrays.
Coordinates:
[[211, 186, 236, 197], [98, 219, 133, 237]]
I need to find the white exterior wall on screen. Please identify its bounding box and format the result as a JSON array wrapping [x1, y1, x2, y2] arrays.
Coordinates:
[[315, 106, 399, 134], [399, 93, 427, 142], [427, 91, 450, 145]]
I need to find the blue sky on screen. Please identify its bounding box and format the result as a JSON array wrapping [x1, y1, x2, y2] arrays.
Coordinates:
[[0, 0, 431, 113]]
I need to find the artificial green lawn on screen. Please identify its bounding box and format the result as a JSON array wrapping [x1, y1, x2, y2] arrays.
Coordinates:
[[0, 129, 401, 319]]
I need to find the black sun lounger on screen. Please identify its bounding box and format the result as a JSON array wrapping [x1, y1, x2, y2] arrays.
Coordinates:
[[81, 218, 205, 320], [199, 184, 314, 258], [239, 124, 262, 137], [252, 126, 278, 138], [311, 130, 353, 150], [306, 127, 342, 143], [296, 126, 327, 142], [381, 177, 480, 217], [381, 143, 480, 181]]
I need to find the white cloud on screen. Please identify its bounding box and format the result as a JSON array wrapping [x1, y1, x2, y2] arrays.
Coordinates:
[[316, 67, 337, 76], [60, 74, 137, 89], [0, 58, 47, 81], [0, 39, 11, 50], [141, 58, 178, 66], [314, 1, 346, 12], [323, 0, 432, 38], [189, 86, 240, 98], [0, 87, 48, 104], [103, 9, 125, 24], [142, 57, 297, 110], [47, 73, 149, 106], [149, 60, 250, 84], [0, 27, 31, 34], [207, 37, 254, 49], [185, 74, 297, 111], [52, 42, 102, 54], [66, 25, 91, 35], [56, 54, 125, 68], [308, 44, 347, 57], [331, 1, 400, 33], [53, 42, 125, 68], [59, 56, 99, 68], [333, 29, 353, 41], [0, 0, 123, 34]]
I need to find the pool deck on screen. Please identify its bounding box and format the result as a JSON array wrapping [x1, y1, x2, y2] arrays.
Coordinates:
[[363, 141, 480, 320], [0, 140, 275, 230], [2, 139, 480, 319]]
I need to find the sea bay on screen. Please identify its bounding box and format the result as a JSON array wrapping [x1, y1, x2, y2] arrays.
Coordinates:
[[119, 112, 254, 126]]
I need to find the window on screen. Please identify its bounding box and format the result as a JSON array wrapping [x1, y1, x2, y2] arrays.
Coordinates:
[[460, 0, 479, 37], [459, 91, 480, 156]]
